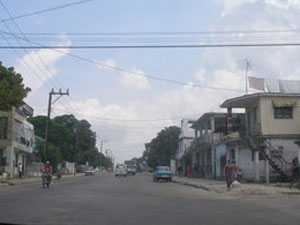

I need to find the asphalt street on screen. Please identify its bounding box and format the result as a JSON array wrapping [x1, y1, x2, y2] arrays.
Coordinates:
[[0, 173, 299, 225]]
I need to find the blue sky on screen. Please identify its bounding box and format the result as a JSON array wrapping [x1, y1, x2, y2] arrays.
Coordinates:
[[1, 0, 300, 163]]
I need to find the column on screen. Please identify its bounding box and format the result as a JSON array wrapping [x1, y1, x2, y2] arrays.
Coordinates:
[[204, 123, 208, 142], [210, 116, 215, 142], [255, 151, 260, 182], [265, 148, 270, 184], [227, 107, 233, 134], [7, 146, 14, 178], [226, 149, 230, 162], [234, 145, 239, 166]]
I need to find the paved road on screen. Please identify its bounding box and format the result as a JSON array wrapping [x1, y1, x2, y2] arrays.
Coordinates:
[[0, 173, 299, 225]]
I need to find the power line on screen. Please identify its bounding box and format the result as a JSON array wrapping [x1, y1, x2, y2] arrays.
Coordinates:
[[0, 1, 83, 117], [52, 107, 200, 122], [0, 0, 94, 24], [1, 43, 300, 49], [10, 29, 300, 36], [0, 29, 245, 92]]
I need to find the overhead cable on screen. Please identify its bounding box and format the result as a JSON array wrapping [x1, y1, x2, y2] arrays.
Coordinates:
[[0, 29, 245, 92], [0, 0, 94, 24]]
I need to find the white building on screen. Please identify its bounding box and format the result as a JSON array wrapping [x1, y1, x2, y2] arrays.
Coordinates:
[[220, 93, 300, 183], [176, 119, 196, 175], [0, 104, 35, 179]]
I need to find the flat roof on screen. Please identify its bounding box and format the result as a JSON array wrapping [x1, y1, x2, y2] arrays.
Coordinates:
[[192, 112, 244, 128], [221, 92, 300, 108], [192, 112, 226, 128]]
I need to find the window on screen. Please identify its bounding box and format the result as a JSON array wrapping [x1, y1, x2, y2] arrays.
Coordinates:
[[274, 107, 293, 119], [0, 117, 8, 139]]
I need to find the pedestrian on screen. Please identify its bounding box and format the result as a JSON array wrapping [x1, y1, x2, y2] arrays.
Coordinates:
[[177, 166, 182, 176], [187, 165, 191, 178], [224, 159, 236, 191], [18, 162, 23, 179], [289, 157, 300, 189]]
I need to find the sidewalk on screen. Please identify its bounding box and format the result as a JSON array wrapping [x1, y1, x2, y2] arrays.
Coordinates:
[[0, 173, 85, 186], [173, 176, 300, 196]]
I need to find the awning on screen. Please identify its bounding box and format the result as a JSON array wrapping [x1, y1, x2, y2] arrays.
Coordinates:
[[272, 100, 296, 107]]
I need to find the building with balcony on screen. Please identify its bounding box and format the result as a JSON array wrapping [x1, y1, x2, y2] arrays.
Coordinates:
[[220, 92, 300, 183], [191, 112, 245, 179], [0, 104, 35, 179]]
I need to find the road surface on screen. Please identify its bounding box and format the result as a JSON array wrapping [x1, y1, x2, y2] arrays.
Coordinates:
[[0, 173, 299, 225]]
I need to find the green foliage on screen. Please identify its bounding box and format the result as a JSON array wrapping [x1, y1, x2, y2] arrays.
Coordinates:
[[143, 126, 180, 168], [29, 114, 112, 169], [0, 61, 31, 110]]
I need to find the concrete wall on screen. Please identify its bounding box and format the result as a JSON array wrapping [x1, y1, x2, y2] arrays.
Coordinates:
[[260, 96, 300, 135], [178, 138, 193, 160], [232, 147, 265, 181], [267, 138, 300, 163]]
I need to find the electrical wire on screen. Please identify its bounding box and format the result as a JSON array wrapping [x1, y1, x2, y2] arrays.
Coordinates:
[[0, 29, 246, 92], [11, 29, 300, 36], [0, 0, 94, 23], [0, 1, 83, 117], [52, 107, 200, 122], [1, 43, 300, 49]]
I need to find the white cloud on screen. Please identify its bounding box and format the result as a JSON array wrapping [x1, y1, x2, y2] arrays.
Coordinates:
[[15, 34, 71, 92], [119, 69, 151, 91], [95, 59, 151, 91], [95, 59, 117, 70], [28, 0, 300, 164], [216, 0, 300, 15], [195, 68, 206, 82]]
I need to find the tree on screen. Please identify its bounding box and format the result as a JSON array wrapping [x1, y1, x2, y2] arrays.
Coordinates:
[[143, 126, 180, 168], [0, 61, 30, 110], [29, 114, 113, 169]]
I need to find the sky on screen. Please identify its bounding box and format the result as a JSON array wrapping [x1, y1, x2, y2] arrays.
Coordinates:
[[1, 0, 300, 164]]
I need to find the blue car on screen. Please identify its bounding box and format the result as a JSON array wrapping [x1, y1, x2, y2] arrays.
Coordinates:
[[153, 166, 173, 182]]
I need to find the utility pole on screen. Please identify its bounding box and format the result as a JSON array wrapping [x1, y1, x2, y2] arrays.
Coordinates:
[[245, 60, 251, 94], [44, 88, 69, 160]]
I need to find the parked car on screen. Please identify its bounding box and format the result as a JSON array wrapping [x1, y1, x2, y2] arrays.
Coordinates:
[[115, 164, 127, 177], [153, 166, 173, 182], [127, 165, 137, 175]]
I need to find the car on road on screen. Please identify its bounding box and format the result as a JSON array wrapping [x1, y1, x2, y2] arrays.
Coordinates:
[[153, 166, 173, 182], [85, 169, 95, 176], [115, 164, 127, 177], [127, 165, 137, 175]]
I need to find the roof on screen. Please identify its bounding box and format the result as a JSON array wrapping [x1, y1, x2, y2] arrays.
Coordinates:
[[221, 92, 300, 108], [191, 112, 227, 129]]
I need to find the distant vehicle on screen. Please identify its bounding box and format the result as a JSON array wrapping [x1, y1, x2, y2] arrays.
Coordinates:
[[153, 166, 173, 182], [115, 164, 127, 177], [85, 169, 95, 176], [127, 165, 137, 175]]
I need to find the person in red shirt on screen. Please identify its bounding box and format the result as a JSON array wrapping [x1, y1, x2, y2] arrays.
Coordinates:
[[187, 165, 191, 178], [43, 161, 53, 182]]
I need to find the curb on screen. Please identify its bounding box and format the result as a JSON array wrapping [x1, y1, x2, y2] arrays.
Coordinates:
[[172, 179, 300, 196], [0, 173, 86, 186], [172, 179, 212, 192]]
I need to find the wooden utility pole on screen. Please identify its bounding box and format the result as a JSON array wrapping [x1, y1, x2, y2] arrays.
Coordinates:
[[44, 88, 69, 160]]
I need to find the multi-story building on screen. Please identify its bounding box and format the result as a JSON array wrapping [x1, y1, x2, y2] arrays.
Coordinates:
[[220, 93, 300, 183], [0, 104, 35, 179], [175, 119, 196, 176], [191, 112, 245, 178]]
